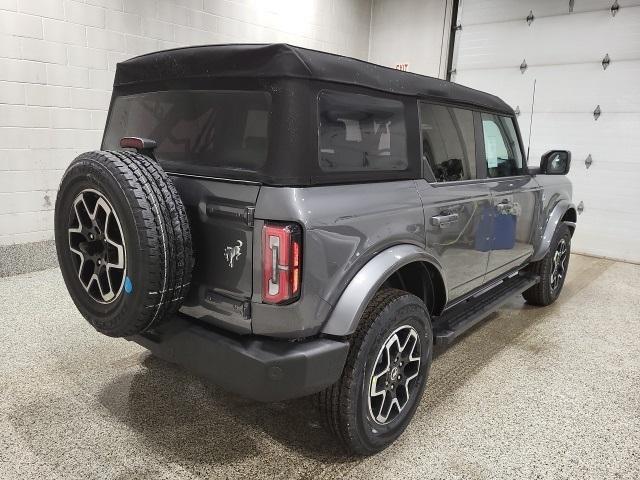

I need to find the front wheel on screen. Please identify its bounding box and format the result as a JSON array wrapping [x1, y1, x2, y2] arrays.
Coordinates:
[[316, 289, 433, 455], [523, 223, 572, 306]]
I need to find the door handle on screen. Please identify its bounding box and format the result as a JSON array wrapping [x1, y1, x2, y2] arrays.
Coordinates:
[[431, 212, 459, 227]]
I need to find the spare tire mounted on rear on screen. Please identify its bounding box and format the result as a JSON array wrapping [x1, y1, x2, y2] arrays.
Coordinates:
[[55, 150, 193, 337]]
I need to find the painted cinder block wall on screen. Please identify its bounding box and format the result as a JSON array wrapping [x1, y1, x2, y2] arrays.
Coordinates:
[[0, 0, 372, 269]]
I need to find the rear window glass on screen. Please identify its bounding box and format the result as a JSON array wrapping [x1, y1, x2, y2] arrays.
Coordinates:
[[103, 90, 271, 172], [318, 90, 408, 172]]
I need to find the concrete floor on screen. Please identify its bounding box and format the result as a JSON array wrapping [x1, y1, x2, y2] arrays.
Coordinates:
[[0, 254, 638, 479]]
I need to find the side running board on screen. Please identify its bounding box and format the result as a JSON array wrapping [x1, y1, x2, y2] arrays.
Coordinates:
[[433, 273, 540, 346]]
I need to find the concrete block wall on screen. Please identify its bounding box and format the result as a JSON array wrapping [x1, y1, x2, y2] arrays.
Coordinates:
[[0, 0, 372, 267]]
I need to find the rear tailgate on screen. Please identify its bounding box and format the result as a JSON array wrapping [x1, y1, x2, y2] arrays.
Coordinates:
[[171, 175, 259, 333]]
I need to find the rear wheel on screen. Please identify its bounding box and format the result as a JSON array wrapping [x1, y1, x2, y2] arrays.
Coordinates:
[[523, 223, 571, 306], [316, 289, 432, 455], [55, 150, 193, 337]]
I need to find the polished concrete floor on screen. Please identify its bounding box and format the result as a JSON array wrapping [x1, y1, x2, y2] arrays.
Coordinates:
[[1, 254, 639, 479]]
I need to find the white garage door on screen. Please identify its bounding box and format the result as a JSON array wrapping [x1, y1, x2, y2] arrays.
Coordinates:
[[452, 0, 640, 263]]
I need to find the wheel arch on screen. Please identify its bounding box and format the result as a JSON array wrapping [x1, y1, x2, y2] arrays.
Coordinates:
[[320, 244, 447, 337], [531, 200, 576, 262], [382, 261, 446, 317], [561, 207, 577, 235]]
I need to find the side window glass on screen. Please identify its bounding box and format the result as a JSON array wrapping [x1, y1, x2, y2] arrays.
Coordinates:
[[481, 113, 524, 178], [420, 103, 476, 182], [318, 91, 408, 172]]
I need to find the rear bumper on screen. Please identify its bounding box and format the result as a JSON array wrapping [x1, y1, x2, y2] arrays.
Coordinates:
[[129, 315, 349, 402]]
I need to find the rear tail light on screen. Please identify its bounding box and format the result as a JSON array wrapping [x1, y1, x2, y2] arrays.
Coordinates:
[[262, 222, 302, 304]]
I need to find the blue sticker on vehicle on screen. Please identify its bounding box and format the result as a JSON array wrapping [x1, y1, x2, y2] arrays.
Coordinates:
[[124, 276, 133, 294]]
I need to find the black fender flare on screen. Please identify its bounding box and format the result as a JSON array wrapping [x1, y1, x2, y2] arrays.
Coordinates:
[[531, 200, 576, 262], [321, 244, 446, 337]]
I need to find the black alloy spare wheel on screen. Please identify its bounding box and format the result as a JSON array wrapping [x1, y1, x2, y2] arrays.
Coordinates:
[[68, 189, 127, 304]]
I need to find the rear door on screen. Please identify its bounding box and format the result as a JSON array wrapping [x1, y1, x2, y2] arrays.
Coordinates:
[[417, 102, 492, 300], [478, 113, 541, 280]]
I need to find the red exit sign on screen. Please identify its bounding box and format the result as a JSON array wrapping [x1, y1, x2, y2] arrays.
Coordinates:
[[395, 63, 409, 71]]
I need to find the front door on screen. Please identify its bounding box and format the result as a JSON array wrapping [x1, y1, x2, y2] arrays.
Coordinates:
[[417, 103, 492, 301], [478, 113, 541, 280]]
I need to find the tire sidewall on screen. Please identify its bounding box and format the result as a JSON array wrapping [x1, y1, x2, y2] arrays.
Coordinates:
[[545, 224, 572, 302], [55, 156, 151, 335], [351, 294, 433, 452]]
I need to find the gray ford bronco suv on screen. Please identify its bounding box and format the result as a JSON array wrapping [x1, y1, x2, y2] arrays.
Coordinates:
[[54, 44, 576, 455]]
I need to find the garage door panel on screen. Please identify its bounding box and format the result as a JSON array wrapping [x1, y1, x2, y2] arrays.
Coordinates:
[[572, 221, 640, 263], [571, 175, 639, 216], [526, 113, 640, 164], [461, 0, 566, 26], [568, 0, 640, 15], [461, 0, 640, 26], [460, 60, 640, 115], [456, 68, 535, 112], [569, 163, 640, 191], [455, 1, 640, 262], [527, 62, 640, 113], [572, 207, 640, 263], [456, 22, 534, 69], [458, 7, 640, 70]]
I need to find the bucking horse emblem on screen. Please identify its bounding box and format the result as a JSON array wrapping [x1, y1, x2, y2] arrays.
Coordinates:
[[224, 240, 243, 268]]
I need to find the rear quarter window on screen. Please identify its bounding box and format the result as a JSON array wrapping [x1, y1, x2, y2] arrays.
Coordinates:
[[318, 90, 408, 173], [103, 90, 271, 173]]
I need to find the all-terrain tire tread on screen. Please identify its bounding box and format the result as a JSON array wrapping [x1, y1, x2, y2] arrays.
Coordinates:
[[523, 223, 571, 306], [315, 288, 409, 454]]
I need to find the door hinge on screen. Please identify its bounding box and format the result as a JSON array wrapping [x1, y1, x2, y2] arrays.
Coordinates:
[[611, 0, 619, 17], [526, 10, 535, 25], [520, 59, 528, 74], [242, 301, 251, 319], [245, 206, 255, 226], [585, 154, 593, 169]]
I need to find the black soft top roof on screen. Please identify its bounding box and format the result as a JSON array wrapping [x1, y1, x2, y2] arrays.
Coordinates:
[[114, 43, 513, 114]]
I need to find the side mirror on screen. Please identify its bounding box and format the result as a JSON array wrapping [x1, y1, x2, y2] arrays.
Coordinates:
[[540, 150, 571, 175]]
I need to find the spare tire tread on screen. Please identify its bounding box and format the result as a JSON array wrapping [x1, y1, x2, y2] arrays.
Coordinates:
[[107, 150, 193, 330]]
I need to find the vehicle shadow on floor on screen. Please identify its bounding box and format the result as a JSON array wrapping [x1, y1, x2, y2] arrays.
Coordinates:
[[96, 256, 611, 468], [98, 353, 356, 467], [98, 308, 551, 469]]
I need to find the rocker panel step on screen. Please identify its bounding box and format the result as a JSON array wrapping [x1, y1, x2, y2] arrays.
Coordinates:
[[433, 273, 539, 346]]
